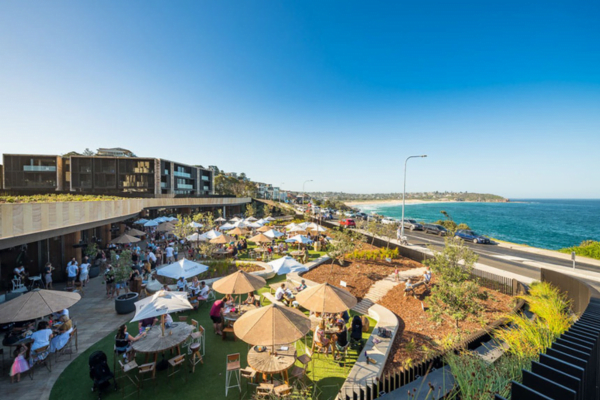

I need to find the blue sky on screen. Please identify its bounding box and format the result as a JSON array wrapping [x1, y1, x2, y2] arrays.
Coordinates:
[[1, 1, 599, 198]]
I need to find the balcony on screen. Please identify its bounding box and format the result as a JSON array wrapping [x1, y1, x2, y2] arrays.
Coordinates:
[[177, 183, 193, 190], [201, 176, 210, 181], [161, 182, 167, 188], [23, 166, 56, 172], [174, 171, 191, 178]]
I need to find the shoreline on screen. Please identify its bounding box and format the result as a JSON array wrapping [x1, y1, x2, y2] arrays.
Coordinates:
[[345, 199, 458, 207]]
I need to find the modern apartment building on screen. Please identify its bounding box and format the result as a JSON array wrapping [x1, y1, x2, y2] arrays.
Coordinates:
[[2, 153, 214, 196]]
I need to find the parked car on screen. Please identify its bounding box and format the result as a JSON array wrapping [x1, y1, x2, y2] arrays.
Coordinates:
[[339, 218, 356, 228], [424, 224, 448, 236], [401, 219, 424, 231], [455, 230, 490, 244], [381, 218, 397, 225]]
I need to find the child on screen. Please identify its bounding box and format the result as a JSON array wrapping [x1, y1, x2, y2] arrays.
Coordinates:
[[10, 344, 30, 383], [394, 267, 399, 282]]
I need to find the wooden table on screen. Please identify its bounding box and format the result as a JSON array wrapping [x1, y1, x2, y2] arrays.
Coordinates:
[[247, 344, 297, 383], [131, 323, 193, 363], [212, 249, 232, 258], [289, 250, 305, 257]]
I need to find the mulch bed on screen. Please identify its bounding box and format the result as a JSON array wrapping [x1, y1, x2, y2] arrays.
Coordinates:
[[379, 277, 515, 373], [303, 255, 422, 300]]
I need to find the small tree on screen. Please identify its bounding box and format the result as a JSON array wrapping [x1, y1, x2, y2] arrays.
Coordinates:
[[111, 250, 133, 285], [425, 234, 481, 329], [246, 203, 256, 218], [172, 215, 193, 241], [328, 229, 359, 268]]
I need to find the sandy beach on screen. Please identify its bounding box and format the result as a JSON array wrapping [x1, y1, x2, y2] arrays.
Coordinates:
[[345, 199, 457, 208]]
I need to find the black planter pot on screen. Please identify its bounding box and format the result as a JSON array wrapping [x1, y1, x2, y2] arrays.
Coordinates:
[[89, 266, 100, 279], [115, 292, 139, 314]]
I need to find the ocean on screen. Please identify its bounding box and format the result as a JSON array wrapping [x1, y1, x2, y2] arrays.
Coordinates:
[[355, 199, 600, 250]]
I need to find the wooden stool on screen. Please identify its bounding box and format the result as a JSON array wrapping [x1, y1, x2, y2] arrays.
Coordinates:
[[225, 353, 241, 396], [167, 355, 186, 383], [189, 343, 203, 373], [137, 362, 156, 392]]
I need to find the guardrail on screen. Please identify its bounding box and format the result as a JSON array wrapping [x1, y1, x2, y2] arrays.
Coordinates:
[[497, 268, 600, 400]]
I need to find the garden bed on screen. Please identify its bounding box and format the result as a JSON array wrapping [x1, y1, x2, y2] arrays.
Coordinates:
[[303, 244, 423, 300], [379, 278, 515, 373]]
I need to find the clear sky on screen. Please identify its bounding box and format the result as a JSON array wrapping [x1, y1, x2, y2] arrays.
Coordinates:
[[1, 1, 599, 198]]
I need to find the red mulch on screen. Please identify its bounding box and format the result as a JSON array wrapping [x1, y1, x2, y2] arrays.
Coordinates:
[[379, 277, 515, 373], [303, 247, 422, 300]]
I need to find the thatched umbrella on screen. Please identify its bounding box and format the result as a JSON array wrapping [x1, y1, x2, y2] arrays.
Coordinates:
[[234, 302, 310, 347], [157, 222, 175, 232], [295, 282, 357, 314], [110, 233, 141, 244], [248, 233, 272, 244], [257, 225, 271, 233], [210, 234, 234, 244], [0, 289, 81, 323], [127, 228, 146, 237], [212, 270, 266, 295]]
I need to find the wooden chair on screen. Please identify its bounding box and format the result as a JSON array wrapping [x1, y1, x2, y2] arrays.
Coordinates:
[[291, 353, 311, 383], [178, 316, 188, 323], [225, 353, 241, 396], [29, 345, 51, 379], [117, 359, 139, 398], [240, 366, 258, 391], [167, 354, 186, 383], [137, 362, 156, 392], [55, 327, 78, 363], [189, 322, 205, 356], [256, 383, 274, 398], [274, 383, 293, 397]]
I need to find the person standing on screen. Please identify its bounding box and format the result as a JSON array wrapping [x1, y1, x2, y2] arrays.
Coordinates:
[[66, 258, 79, 287], [165, 245, 175, 264], [79, 257, 90, 287], [44, 262, 54, 289], [104, 264, 115, 299]]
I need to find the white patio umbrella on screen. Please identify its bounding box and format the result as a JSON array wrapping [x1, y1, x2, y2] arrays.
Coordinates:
[[157, 258, 209, 280], [229, 217, 242, 222], [285, 235, 313, 244], [265, 216, 276, 222], [233, 220, 248, 228], [263, 229, 284, 239], [186, 232, 201, 242], [215, 217, 227, 222], [285, 222, 299, 230], [256, 218, 268, 225], [131, 290, 193, 336], [219, 223, 235, 231], [310, 226, 327, 233], [144, 220, 159, 227], [246, 221, 263, 229], [267, 256, 308, 276], [245, 216, 258, 222], [199, 229, 222, 241], [289, 225, 307, 233], [189, 221, 203, 229], [134, 218, 148, 225]]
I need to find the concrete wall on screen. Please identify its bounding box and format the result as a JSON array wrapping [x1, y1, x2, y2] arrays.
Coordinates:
[[0, 197, 251, 249]]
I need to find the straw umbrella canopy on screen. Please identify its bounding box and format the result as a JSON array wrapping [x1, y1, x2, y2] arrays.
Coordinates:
[[110, 233, 141, 244], [212, 270, 266, 295], [210, 234, 234, 244], [127, 228, 146, 237], [233, 302, 311, 346], [295, 283, 357, 314], [0, 289, 81, 324], [248, 233, 272, 244], [157, 222, 175, 232], [229, 227, 248, 236], [257, 225, 271, 233]]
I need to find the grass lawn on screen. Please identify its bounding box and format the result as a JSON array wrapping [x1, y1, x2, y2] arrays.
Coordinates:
[[50, 276, 373, 400]]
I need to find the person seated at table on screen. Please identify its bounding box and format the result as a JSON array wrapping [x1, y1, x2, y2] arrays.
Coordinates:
[[176, 277, 188, 291], [209, 299, 225, 335], [138, 317, 157, 334], [52, 308, 69, 321], [334, 322, 349, 359], [404, 278, 415, 297], [278, 243, 284, 253], [115, 324, 145, 362], [198, 281, 211, 300], [314, 320, 331, 351], [189, 277, 201, 296], [224, 294, 235, 307], [244, 291, 257, 306], [162, 284, 171, 291], [296, 279, 307, 292], [50, 316, 73, 353], [31, 321, 54, 353], [164, 313, 173, 328], [14, 264, 28, 281], [339, 310, 350, 324]]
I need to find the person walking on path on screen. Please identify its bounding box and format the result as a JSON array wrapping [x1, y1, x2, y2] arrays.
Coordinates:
[[79, 257, 90, 287], [66, 258, 79, 288]]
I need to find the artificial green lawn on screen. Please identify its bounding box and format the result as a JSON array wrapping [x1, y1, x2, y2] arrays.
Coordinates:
[[50, 275, 374, 400]]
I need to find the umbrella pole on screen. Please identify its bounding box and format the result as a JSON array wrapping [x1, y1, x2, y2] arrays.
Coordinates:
[[161, 314, 165, 336]]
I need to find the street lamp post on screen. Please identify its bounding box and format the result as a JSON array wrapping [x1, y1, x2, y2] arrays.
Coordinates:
[[302, 180, 313, 205], [400, 155, 427, 242]]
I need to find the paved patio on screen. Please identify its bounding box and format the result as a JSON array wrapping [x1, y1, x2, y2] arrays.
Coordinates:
[[0, 276, 132, 400]]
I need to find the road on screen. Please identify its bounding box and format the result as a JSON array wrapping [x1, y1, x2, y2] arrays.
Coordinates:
[[325, 219, 600, 292]]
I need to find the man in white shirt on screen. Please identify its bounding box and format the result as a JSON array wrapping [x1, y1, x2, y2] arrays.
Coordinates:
[[176, 277, 187, 291], [66, 259, 79, 287], [198, 281, 210, 300], [147, 250, 157, 269], [165, 246, 175, 264], [275, 283, 294, 302], [79, 257, 90, 287], [52, 308, 69, 320]]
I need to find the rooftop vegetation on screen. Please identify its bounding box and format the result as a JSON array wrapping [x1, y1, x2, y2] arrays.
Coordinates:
[[0, 194, 129, 203]]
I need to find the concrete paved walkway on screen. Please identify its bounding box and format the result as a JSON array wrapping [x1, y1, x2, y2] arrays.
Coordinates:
[[0, 276, 132, 400]]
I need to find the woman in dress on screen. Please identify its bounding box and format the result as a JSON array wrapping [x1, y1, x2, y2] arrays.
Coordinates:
[[10, 344, 29, 383]]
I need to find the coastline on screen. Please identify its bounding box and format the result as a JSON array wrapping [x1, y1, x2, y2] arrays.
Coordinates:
[[345, 199, 457, 207]]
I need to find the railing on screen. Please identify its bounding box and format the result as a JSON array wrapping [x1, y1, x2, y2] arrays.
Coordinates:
[[499, 268, 599, 400], [23, 165, 56, 172], [177, 183, 193, 189], [173, 171, 191, 178], [470, 268, 517, 296]]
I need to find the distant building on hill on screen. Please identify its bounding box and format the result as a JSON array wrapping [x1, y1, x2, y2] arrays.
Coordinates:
[[96, 148, 136, 157]]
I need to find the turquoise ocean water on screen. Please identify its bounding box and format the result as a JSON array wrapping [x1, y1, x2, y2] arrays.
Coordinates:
[[355, 199, 600, 250]]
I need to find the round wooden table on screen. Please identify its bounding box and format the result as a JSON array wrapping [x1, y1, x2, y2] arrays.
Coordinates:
[[131, 322, 193, 363], [247, 344, 297, 383]]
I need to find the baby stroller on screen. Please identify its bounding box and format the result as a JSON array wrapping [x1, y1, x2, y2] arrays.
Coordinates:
[[89, 351, 117, 399], [350, 315, 364, 350]]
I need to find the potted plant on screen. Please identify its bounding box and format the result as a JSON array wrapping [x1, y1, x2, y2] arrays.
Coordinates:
[[111, 250, 139, 314], [85, 242, 101, 279]]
